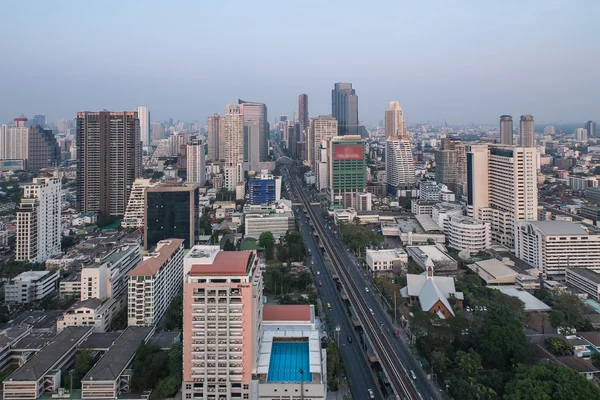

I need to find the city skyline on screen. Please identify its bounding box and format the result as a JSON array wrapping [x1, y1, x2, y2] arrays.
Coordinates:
[[1, 2, 599, 125]]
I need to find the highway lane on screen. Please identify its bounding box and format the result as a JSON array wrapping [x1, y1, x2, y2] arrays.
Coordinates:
[[295, 210, 383, 400], [313, 207, 440, 399]]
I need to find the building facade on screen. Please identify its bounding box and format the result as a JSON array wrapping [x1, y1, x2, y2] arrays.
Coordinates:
[[298, 94, 309, 134], [207, 113, 222, 161], [187, 139, 206, 186], [445, 215, 491, 254], [434, 137, 466, 194], [222, 105, 244, 190], [499, 115, 513, 145], [128, 239, 184, 326], [385, 101, 405, 139], [328, 136, 366, 208], [122, 179, 155, 229], [586, 120, 596, 139], [76, 111, 141, 216], [5, 271, 59, 304], [247, 172, 281, 205], [519, 114, 535, 147], [310, 115, 337, 172], [331, 82, 358, 136], [385, 138, 415, 193], [365, 248, 408, 276], [239, 100, 268, 162], [137, 106, 151, 149], [16, 177, 61, 263]]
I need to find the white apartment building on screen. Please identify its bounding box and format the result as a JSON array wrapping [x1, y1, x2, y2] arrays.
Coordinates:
[[16, 177, 61, 263], [0, 118, 29, 161], [315, 140, 329, 191], [222, 105, 244, 190], [432, 202, 464, 229], [137, 106, 151, 148], [568, 176, 598, 191], [57, 295, 127, 333], [411, 199, 437, 216], [245, 211, 295, 238], [467, 145, 538, 249], [187, 139, 206, 186], [419, 181, 441, 201], [565, 268, 600, 301], [122, 179, 155, 229], [365, 248, 408, 275], [128, 239, 184, 326], [385, 138, 415, 190], [515, 221, 600, 279], [5, 270, 59, 304], [445, 215, 491, 254], [81, 244, 141, 301], [310, 115, 337, 173], [182, 249, 262, 400]]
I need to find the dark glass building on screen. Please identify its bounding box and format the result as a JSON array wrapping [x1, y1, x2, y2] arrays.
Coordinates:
[[332, 82, 358, 136], [144, 183, 199, 250]]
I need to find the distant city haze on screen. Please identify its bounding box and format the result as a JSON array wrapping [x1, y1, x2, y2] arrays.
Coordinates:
[[1, 1, 598, 125]]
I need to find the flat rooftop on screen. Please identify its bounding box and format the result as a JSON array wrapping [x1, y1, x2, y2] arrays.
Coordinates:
[[526, 220, 588, 235], [263, 305, 313, 323], [566, 268, 600, 285], [7, 327, 92, 381], [493, 287, 551, 312], [189, 251, 253, 276], [147, 331, 180, 350], [82, 327, 152, 382], [267, 342, 311, 383], [407, 245, 454, 263], [130, 239, 184, 277], [79, 332, 123, 351], [366, 249, 407, 261], [9, 270, 51, 282]]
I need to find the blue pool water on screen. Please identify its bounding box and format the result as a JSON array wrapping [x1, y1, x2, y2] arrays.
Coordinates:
[[267, 342, 311, 382]]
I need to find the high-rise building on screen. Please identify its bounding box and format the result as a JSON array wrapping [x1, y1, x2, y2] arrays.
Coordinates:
[[222, 105, 244, 190], [435, 138, 466, 194], [385, 101, 405, 139], [544, 126, 556, 136], [122, 178, 155, 229], [144, 182, 199, 250], [137, 106, 151, 148], [466, 145, 538, 248], [316, 140, 329, 191], [243, 120, 261, 169], [519, 114, 535, 147], [27, 126, 61, 171], [499, 115, 513, 145], [586, 120, 596, 138], [76, 111, 141, 216], [286, 121, 300, 159], [16, 177, 61, 263], [187, 139, 206, 186], [332, 82, 358, 136], [207, 113, 221, 161], [152, 122, 166, 140], [127, 239, 184, 326], [182, 248, 262, 400], [385, 138, 415, 192], [239, 99, 268, 161], [298, 94, 309, 134], [0, 117, 29, 161], [328, 135, 366, 207], [247, 171, 282, 205], [575, 128, 588, 142], [310, 115, 338, 171], [31, 115, 45, 128]]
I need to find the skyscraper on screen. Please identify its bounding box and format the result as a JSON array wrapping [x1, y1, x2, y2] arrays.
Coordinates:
[[207, 113, 221, 161], [137, 106, 151, 148], [187, 139, 206, 186], [328, 135, 366, 207], [221, 105, 244, 190], [0, 117, 29, 161], [586, 121, 596, 138], [0, 118, 60, 170], [332, 82, 358, 136], [466, 145, 538, 248], [575, 128, 588, 142], [434, 138, 466, 194], [298, 94, 309, 134], [243, 120, 261, 170], [238, 99, 268, 161], [519, 114, 535, 147], [76, 111, 141, 216], [385, 101, 405, 139], [499, 115, 513, 145], [385, 139, 415, 193], [16, 177, 61, 263], [310, 115, 338, 171]]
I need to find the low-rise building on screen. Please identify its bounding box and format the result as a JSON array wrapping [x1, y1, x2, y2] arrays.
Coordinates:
[[57, 295, 127, 333], [365, 248, 408, 276], [127, 239, 184, 327], [59, 273, 81, 299], [468, 258, 519, 285], [400, 267, 463, 319], [4, 271, 59, 304], [445, 215, 491, 254], [566, 268, 600, 302], [411, 199, 437, 216], [406, 245, 458, 277], [515, 221, 600, 279], [431, 202, 464, 229]]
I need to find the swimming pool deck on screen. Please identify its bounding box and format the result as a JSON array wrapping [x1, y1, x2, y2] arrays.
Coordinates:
[[267, 342, 311, 382]]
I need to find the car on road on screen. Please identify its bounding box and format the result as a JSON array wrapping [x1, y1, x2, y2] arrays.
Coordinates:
[[365, 286, 369, 292], [367, 388, 375, 399], [410, 370, 417, 380], [394, 330, 400, 338], [316, 271, 320, 275], [318, 281, 322, 287], [369, 308, 374, 315], [327, 303, 331, 309], [347, 335, 352, 343]]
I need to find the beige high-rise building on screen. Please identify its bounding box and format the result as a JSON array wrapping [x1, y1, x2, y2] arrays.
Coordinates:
[[520, 114, 535, 147], [76, 111, 141, 216], [207, 113, 222, 161], [466, 145, 538, 249], [221, 105, 244, 190], [310, 115, 338, 172], [499, 115, 513, 145], [187, 139, 206, 186], [385, 101, 405, 139], [434, 138, 466, 194]]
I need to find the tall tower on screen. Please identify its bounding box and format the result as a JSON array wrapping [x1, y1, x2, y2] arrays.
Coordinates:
[[16, 177, 61, 263], [499, 115, 513, 145], [328, 136, 366, 207], [298, 94, 309, 134], [519, 114, 535, 147], [310, 115, 338, 172], [238, 100, 268, 162], [332, 82, 359, 136], [137, 106, 151, 148], [385, 139, 415, 192], [207, 113, 221, 161], [76, 111, 141, 216], [385, 101, 405, 139], [187, 139, 206, 186], [586, 121, 596, 138], [434, 138, 466, 194], [221, 105, 244, 190]]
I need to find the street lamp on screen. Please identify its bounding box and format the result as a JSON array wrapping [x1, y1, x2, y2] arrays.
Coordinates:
[[335, 324, 341, 346]]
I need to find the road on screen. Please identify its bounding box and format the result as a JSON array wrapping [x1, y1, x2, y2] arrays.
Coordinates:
[[284, 165, 422, 400], [295, 207, 383, 400]]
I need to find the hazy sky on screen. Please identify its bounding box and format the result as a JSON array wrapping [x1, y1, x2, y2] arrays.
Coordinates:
[[1, 0, 599, 126]]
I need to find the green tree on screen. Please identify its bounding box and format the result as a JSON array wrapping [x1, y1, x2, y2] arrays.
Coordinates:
[[326, 341, 341, 391], [448, 350, 497, 400], [259, 231, 275, 260], [161, 295, 183, 331], [61, 235, 77, 251], [504, 362, 600, 400], [69, 350, 94, 389], [1, 261, 45, 279], [554, 294, 589, 330], [592, 352, 600, 370], [223, 239, 235, 251], [132, 342, 168, 392], [545, 337, 573, 356]]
